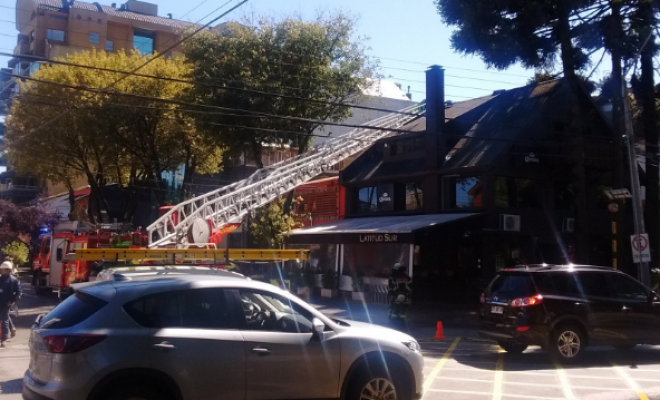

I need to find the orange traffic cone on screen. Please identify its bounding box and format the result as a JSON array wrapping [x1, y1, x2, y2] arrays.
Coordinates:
[[433, 321, 446, 340]]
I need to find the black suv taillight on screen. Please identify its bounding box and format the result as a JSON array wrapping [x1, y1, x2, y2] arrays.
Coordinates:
[[509, 294, 543, 308], [43, 334, 106, 353]]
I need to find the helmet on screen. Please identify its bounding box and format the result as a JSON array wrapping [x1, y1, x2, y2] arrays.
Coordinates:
[[0, 261, 12, 270], [393, 263, 405, 271]]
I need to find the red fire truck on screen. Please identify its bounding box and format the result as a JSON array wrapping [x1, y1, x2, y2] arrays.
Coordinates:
[[32, 222, 147, 299]]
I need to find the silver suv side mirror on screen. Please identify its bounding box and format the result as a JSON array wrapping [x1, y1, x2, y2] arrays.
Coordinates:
[[312, 318, 325, 336]]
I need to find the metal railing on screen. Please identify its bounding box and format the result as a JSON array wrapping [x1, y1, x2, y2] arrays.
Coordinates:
[[146, 103, 425, 247]]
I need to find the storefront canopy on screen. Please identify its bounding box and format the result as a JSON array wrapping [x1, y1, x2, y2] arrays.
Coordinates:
[[288, 213, 479, 245]]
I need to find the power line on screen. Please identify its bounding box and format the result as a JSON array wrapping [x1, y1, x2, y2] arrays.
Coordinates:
[[11, 89, 618, 148], [2, 52, 420, 116], [8, 73, 422, 134]]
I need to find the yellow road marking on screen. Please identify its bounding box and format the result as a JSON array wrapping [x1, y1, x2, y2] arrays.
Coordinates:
[[493, 351, 504, 400], [427, 388, 566, 400], [554, 361, 576, 400], [612, 363, 650, 400], [423, 337, 461, 394], [432, 376, 628, 391]]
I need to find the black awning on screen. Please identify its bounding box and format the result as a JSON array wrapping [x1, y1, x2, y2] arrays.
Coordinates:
[[287, 213, 479, 245]]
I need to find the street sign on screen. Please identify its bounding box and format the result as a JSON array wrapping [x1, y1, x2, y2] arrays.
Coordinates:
[[630, 234, 651, 263]]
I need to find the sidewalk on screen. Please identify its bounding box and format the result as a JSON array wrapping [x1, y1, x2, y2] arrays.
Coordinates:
[[307, 294, 481, 341]]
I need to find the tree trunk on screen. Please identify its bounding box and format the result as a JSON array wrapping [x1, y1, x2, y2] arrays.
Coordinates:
[[556, 0, 590, 263], [65, 179, 76, 221], [639, 1, 658, 270]]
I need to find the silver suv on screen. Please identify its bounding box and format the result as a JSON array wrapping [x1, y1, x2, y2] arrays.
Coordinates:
[[23, 272, 424, 400]]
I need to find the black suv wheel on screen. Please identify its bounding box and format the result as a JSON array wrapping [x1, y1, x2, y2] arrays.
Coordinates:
[[550, 324, 585, 362]]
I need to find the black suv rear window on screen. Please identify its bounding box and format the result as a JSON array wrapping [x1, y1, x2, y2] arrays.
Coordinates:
[[489, 274, 536, 297], [39, 292, 108, 329]]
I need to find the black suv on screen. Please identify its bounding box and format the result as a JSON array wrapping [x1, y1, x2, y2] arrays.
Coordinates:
[[479, 265, 660, 361]]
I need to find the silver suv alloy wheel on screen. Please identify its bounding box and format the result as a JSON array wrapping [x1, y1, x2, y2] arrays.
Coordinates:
[[360, 378, 398, 400]]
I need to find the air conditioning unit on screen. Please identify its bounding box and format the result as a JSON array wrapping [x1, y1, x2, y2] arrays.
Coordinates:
[[499, 214, 521, 232], [562, 218, 575, 233]]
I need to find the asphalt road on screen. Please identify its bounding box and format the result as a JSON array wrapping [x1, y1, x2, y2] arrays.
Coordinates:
[[420, 338, 660, 400], [2, 279, 659, 400]]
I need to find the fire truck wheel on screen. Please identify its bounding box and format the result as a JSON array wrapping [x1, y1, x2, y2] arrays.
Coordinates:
[[34, 270, 45, 295]]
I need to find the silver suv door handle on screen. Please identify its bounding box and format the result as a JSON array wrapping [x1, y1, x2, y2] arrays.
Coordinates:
[[251, 347, 271, 355], [153, 342, 176, 350]]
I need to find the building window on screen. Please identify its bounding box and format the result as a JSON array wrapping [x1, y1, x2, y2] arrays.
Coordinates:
[[390, 137, 425, 156], [106, 40, 114, 51], [405, 183, 423, 211], [357, 185, 393, 213], [46, 29, 65, 42], [89, 32, 100, 44], [495, 177, 541, 208], [455, 177, 482, 208], [357, 186, 377, 213], [495, 177, 510, 207], [516, 179, 540, 208], [133, 29, 154, 55], [48, 14, 67, 20]]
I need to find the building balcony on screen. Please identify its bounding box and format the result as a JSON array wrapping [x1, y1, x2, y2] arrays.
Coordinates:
[[0, 183, 41, 193]]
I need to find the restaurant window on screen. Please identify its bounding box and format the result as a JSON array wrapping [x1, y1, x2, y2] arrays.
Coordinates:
[[405, 183, 423, 211], [356, 184, 394, 213], [133, 29, 154, 55], [495, 177, 510, 207], [46, 29, 65, 42], [89, 32, 100, 44], [456, 177, 482, 208], [357, 186, 377, 213], [516, 179, 540, 208]]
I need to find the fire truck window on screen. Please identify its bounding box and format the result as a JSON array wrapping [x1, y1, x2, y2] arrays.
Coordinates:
[[56, 248, 63, 262]]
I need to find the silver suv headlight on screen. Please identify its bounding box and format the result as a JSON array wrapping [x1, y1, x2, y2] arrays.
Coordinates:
[[404, 341, 421, 352]]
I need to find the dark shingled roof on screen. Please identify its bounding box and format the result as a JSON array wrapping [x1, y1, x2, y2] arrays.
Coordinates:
[[342, 79, 571, 184], [37, 0, 199, 29]]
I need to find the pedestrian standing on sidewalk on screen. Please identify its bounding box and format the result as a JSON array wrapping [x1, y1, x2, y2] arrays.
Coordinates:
[[0, 261, 21, 348]]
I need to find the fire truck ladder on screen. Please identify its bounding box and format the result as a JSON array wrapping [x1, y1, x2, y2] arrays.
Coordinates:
[[147, 103, 425, 247]]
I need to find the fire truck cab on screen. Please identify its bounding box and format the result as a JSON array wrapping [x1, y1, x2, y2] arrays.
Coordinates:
[[32, 222, 147, 299]]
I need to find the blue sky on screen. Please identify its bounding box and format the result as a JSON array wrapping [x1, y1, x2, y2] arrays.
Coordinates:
[[1, 0, 564, 102]]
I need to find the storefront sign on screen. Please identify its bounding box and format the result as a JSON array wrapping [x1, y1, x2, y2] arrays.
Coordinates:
[[359, 234, 398, 243], [524, 153, 540, 163]]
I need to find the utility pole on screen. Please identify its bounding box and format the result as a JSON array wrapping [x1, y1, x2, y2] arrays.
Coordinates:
[[623, 81, 651, 286]]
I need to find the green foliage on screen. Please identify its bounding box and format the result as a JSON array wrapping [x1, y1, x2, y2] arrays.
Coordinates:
[[321, 268, 338, 290], [5, 50, 222, 223], [250, 197, 305, 249], [1, 241, 29, 265], [183, 12, 375, 166], [652, 269, 660, 292]]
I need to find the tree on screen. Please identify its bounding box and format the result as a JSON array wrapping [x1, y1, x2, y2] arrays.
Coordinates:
[[5, 50, 223, 223], [250, 197, 305, 249], [0, 200, 59, 246], [183, 12, 376, 168], [1, 241, 29, 265]]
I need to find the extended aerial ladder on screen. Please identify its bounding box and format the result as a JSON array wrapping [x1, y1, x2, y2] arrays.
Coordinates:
[[146, 103, 425, 247]]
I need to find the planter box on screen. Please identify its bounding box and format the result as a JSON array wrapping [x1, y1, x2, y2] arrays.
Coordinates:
[[321, 288, 338, 298], [351, 292, 366, 302]]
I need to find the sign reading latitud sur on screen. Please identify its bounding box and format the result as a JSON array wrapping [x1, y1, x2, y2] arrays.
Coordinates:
[[359, 234, 399, 243]]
